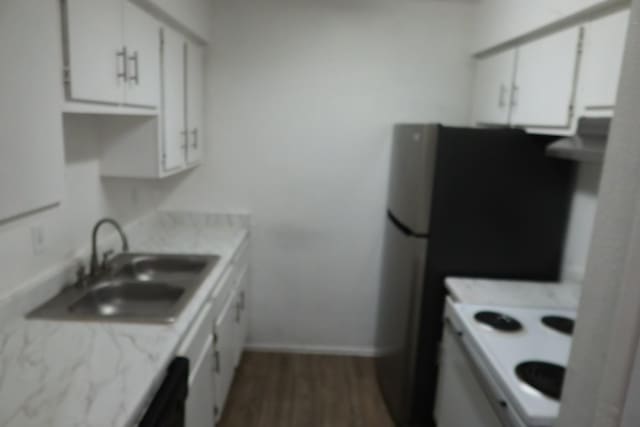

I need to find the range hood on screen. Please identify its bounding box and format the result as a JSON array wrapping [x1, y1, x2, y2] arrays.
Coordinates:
[[546, 117, 611, 163]]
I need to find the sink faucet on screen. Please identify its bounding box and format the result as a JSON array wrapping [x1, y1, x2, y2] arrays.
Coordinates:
[[90, 218, 129, 277]]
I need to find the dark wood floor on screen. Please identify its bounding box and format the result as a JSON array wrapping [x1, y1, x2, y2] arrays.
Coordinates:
[[218, 352, 395, 427]]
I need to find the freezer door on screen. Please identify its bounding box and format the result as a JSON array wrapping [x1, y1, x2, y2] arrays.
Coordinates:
[[376, 216, 428, 425], [387, 124, 439, 235]]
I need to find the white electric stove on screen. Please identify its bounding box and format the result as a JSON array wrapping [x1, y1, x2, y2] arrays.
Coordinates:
[[442, 298, 576, 427]]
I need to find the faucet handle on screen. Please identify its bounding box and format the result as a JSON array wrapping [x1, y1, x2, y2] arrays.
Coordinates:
[[102, 249, 115, 269], [75, 264, 88, 290]]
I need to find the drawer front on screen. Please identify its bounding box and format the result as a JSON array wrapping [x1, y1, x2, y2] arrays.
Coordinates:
[[177, 301, 214, 366], [211, 266, 235, 318]]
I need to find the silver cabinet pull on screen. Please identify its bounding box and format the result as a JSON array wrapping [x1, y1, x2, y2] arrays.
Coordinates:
[[214, 350, 220, 373], [116, 46, 128, 82], [191, 129, 199, 149], [128, 51, 139, 84]]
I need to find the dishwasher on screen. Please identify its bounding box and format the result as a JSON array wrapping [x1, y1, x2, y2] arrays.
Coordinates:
[[139, 357, 190, 427]]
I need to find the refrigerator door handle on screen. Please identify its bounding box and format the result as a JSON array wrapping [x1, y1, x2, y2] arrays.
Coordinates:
[[388, 211, 429, 239]]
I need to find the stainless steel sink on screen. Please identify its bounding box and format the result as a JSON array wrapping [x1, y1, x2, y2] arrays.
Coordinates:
[[114, 254, 211, 282], [27, 253, 219, 324]]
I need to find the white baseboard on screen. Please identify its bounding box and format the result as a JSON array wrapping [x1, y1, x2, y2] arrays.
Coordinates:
[[245, 343, 380, 358]]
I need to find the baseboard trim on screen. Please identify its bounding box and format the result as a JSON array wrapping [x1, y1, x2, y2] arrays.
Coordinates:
[[245, 343, 380, 358]]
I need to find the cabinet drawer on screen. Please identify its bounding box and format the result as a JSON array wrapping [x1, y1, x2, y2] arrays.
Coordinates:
[[211, 267, 236, 317], [178, 302, 214, 365]]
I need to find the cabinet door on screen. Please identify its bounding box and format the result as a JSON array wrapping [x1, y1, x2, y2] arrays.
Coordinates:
[[510, 27, 582, 128], [186, 336, 215, 427], [123, 2, 161, 108], [214, 290, 238, 419], [161, 27, 187, 172], [186, 41, 205, 164], [65, 0, 124, 104], [0, 0, 64, 222], [471, 49, 516, 126], [579, 9, 630, 111], [234, 269, 249, 368]]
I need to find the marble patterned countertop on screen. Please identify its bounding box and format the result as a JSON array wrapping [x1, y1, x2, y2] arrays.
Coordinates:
[[445, 277, 582, 309], [0, 210, 249, 427]]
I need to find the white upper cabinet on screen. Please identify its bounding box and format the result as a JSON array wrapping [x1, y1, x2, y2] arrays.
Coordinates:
[[578, 9, 630, 112], [0, 0, 64, 222], [63, 0, 160, 109], [472, 49, 517, 126], [186, 41, 205, 165], [162, 27, 188, 172], [64, 0, 125, 104], [510, 27, 582, 128], [123, 2, 161, 108], [99, 25, 207, 179], [473, 0, 618, 53]]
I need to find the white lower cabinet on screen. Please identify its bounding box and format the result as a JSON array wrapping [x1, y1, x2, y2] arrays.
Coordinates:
[[214, 288, 238, 420], [186, 336, 215, 427], [174, 240, 250, 426], [434, 324, 502, 427], [234, 268, 250, 368]]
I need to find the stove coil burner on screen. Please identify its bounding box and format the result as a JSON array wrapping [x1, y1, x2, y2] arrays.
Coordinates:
[[474, 311, 523, 332], [542, 316, 575, 335], [516, 361, 566, 400]]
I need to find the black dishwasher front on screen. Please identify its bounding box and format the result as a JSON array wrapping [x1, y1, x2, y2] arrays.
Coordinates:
[[139, 357, 189, 427]]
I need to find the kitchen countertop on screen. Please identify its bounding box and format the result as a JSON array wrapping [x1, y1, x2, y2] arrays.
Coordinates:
[[445, 277, 582, 309], [0, 210, 249, 427]]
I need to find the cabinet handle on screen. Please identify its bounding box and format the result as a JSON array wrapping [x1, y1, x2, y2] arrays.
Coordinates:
[[214, 350, 220, 373], [128, 51, 139, 84], [240, 291, 245, 310], [498, 84, 507, 108], [235, 301, 241, 323], [116, 46, 128, 82], [511, 84, 520, 108], [191, 129, 199, 149]]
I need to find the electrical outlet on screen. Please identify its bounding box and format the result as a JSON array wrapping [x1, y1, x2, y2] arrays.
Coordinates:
[[31, 225, 46, 255]]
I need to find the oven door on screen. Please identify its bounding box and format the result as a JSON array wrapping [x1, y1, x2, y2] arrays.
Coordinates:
[[438, 316, 529, 427]]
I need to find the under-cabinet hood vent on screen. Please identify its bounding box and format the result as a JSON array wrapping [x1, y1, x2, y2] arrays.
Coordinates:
[[546, 118, 611, 163]]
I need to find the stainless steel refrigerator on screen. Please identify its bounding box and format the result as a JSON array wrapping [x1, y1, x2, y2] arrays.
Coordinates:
[[375, 124, 574, 426]]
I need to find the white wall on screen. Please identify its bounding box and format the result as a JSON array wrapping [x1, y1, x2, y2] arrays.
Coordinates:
[[562, 163, 602, 283], [0, 116, 163, 300], [160, 0, 477, 354]]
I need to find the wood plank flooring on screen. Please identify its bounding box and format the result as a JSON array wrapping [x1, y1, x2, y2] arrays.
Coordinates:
[[218, 352, 395, 427]]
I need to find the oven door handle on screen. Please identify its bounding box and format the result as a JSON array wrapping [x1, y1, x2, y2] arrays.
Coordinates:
[[445, 318, 528, 427]]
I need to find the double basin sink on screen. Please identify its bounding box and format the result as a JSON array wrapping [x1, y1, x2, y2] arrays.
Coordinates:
[[28, 253, 219, 324]]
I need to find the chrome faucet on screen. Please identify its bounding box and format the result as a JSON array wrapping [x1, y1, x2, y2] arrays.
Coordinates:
[[90, 218, 129, 277]]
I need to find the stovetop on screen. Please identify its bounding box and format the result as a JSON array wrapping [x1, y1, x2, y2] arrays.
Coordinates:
[[448, 301, 576, 426]]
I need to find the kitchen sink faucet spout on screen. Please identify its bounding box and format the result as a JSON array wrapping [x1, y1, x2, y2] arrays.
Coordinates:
[[90, 218, 129, 277]]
